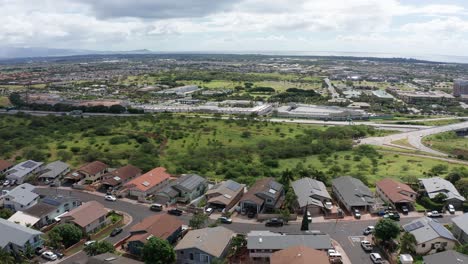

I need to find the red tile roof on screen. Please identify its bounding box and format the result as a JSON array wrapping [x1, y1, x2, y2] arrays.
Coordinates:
[[124, 167, 170, 192], [62, 201, 107, 228], [0, 160, 13, 172], [78, 161, 109, 176], [128, 214, 183, 243], [376, 178, 417, 203]]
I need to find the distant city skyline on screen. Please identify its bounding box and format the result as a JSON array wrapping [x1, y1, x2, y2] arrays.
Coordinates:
[[1, 0, 468, 56]]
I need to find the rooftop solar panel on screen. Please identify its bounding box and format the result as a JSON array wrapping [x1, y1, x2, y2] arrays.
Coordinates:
[[429, 221, 455, 240], [42, 197, 61, 206], [225, 180, 241, 191], [22, 161, 37, 169], [404, 221, 424, 232]]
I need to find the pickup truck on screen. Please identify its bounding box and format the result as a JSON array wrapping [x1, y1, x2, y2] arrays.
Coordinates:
[[427, 211, 443, 218]]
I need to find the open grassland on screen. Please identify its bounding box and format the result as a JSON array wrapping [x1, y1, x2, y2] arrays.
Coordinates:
[[0, 84, 46, 90], [423, 131, 468, 159], [0, 96, 11, 107]]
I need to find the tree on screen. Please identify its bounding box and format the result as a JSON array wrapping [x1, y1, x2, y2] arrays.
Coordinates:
[[189, 213, 208, 229], [433, 193, 448, 204], [399, 232, 417, 254], [279, 208, 291, 223], [301, 207, 309, 231], [0, 208, 13, 219], [142, 237, 176, 264], [84, 241, 115, 256], [429, 164, 448, 176], [229, 235, 247, 256], [455, 178, 468, 198], [456, 243, 468, 255], [0, 248, 15, 264], [375, 218, 400, 241], [49, 223, 83, 248]]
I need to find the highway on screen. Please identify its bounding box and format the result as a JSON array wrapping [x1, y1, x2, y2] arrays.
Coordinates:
[[360, 120, 468, 156]]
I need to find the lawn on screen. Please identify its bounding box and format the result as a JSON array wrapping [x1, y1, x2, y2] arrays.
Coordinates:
[[0, 96, 11, 107], [423, 132, 468, 159]]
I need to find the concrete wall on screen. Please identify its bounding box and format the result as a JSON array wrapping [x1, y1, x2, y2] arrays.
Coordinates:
[[4, 195, 39, 212]]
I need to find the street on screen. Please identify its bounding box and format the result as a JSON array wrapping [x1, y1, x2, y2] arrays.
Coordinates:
[[33, 188, 457, 264]]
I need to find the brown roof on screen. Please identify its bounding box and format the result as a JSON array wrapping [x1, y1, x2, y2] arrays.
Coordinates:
[[0, 160, 13, 171], [128, 214, 183, 243], [62, 201, 107, 228], [124, 167, 170, 192], [23, 202, 56, 217], [101, 165, 142, 186], [78, 161, 109, 176], [271, 246, 329, 264], [240, 177, 275, 205], [376, 178, 417, 203]]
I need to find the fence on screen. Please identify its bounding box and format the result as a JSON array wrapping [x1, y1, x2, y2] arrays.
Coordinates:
[[257, 213, 298, 222], [64, 239, 86, 256], [90, 215, 124, 240]]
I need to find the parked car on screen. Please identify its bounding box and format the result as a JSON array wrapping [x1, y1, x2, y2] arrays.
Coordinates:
[[306, 211, 312, 223], [104, 195, 117, 201], [3, 180, 10, 186], [427, 211, 443, 218], [168, 208, 183, 216], [84, 240, 96, 247], [247, 211, 256, 219], [265, 218, 284, 227], [354, 209, 361, 219], [218, 216, 232, 224], [327, 249, 342, 258], [388, 212, 400, 221], [361, 240, 373, 252], [363, 226, 375, 235], [54, 251, 64, 259], [205, 207, 214, 215], [35, 246, 46, 256], [42, 251, 58, 261], [401, 206, 409, 215], [110, 227, 123, 237], [448, 204, 455, 214], [10, 180, 16, 186], [370, 253, 384, 263], [150, 203, 163, 212]]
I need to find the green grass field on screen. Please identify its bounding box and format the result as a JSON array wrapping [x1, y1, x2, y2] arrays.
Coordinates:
[[423, 132, 468, 158], [0, 96, 10, 107]]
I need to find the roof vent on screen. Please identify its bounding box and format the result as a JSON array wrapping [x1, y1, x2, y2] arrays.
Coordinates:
[[142, 181, 150, 187], [259, 238, 262, 243]]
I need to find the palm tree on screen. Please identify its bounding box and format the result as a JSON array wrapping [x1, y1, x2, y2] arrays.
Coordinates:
[[400, 232, 417, 254], [0, 248, 15, 264]]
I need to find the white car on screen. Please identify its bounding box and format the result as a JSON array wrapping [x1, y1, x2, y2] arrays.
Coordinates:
[[327, 249, 342, 257], [448, 204, 455, 214], [84, 240, 96, 247], [370, 253, 383, 263], [307, 211, 312, 222], [205, 207, 213, 215], [3, 180, 10, 186], [363, 226, 375, 235], [105, 195, 117, 201], [42, 251, 58, 261]]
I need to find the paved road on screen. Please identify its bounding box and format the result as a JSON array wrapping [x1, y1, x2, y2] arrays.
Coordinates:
[[324, 78, 341, 99], [34, 188, 457, 264], [360, 120, 468, 156]]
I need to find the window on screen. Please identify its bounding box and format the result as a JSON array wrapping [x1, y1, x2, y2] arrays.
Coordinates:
[[422, 243, 425, 248], [189, 253, 194, 260], [180, 251, 184, 255], [56, 209, 60, 213], [200, 254, 209, 263], [5, 198, 9, 201], [99, 216, 105, 222]]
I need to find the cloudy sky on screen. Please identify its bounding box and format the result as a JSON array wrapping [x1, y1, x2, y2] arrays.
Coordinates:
[[1, 0, 468, 56]]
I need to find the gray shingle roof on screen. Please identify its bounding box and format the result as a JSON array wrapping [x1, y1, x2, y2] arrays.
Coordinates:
[[292, 178, 331, 208], [247, 231, 332, 251], [423, 250, 468, 264], [6, 160, 43, 180], [38, 160, 69, 179], [175, 174, 207, 192], [420, 177, 465, 202], [0, 218, 42, 248], [403, 217, 457, 244], [452, 213, 468, 234], [332, 176, 375, 207], [175, 226, 234, 258], [5, 183, 39, 206]]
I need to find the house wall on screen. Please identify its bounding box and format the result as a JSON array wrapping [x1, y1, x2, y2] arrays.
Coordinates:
[[40, 167, 71, 182], [5, 234, 43, 254], [376, 186, 415, 208], [7, 165, 43, 184], [128, 178, 171, 198], [4, 195, 39, 212], [452, 225, 468, 244], [176, 248, 224, 264], [240, 200, 261, 214], [128, 227, 182, 256], [415, 237, 456, 255], [82, 170, 106, 182], [37, 200, 81, 227]]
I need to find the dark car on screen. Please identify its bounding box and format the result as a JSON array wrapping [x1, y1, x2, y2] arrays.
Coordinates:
[[54, 251, 64, 259], [168, 208, 183, 216], [110, 227, 123, 237], [401, 206, 409, 215], [388, 212, 400, 221], [265, 218, 284, 227], [247, 211, 256, 219], [35, 247, 45, 256]]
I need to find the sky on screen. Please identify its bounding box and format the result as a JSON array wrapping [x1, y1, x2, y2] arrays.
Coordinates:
[[1, 0, 468, 56]]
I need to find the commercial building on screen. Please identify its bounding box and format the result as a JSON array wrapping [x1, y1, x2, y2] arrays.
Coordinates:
[[453, 79, 468, 97], [391, 90, 455, 104], [276, 104, 369, 121], [137, 102, 273, 116], [156, 85, 200, 96], [371, 90, 394, 102], [6, 160, 44, 184]]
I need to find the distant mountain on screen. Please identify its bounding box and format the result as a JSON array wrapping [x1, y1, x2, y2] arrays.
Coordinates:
[[0, 47, 154, 59]]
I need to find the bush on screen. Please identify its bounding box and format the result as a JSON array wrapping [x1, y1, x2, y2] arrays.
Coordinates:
[[418, 197, 444, 211], [109, 136, 128, 145]]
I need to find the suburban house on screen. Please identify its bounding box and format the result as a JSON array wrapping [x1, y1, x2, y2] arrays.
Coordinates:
[[175, 226, 235, 264], [9, 196, 81, 228], [38, 160, 70, 183], [291, 178, 332, 216], [88, 253, 143, 264], [270, 245, 330, 264], [419, 177, 466, 208], [332, 176, 375, 213], [247, 231, 332, 262], [3, 183, 39, 211], [376, 179, 417, 210], [61, 201, 109, 234], [451, 213, 468, 244], [422, 250, 468, 264], [0, 218, 43, 254], [239, 178, 284, 214], [154, 174, 208, 205], [65, 161, 109, 183], [127, 214, 184, 256], [123, 167, 171, 199], [0, 160, 13, 174], [205, 180, 245, 211], [100, 164, 142, 190], [403, 217, 458, 255], [6, 160, 44, 184]]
